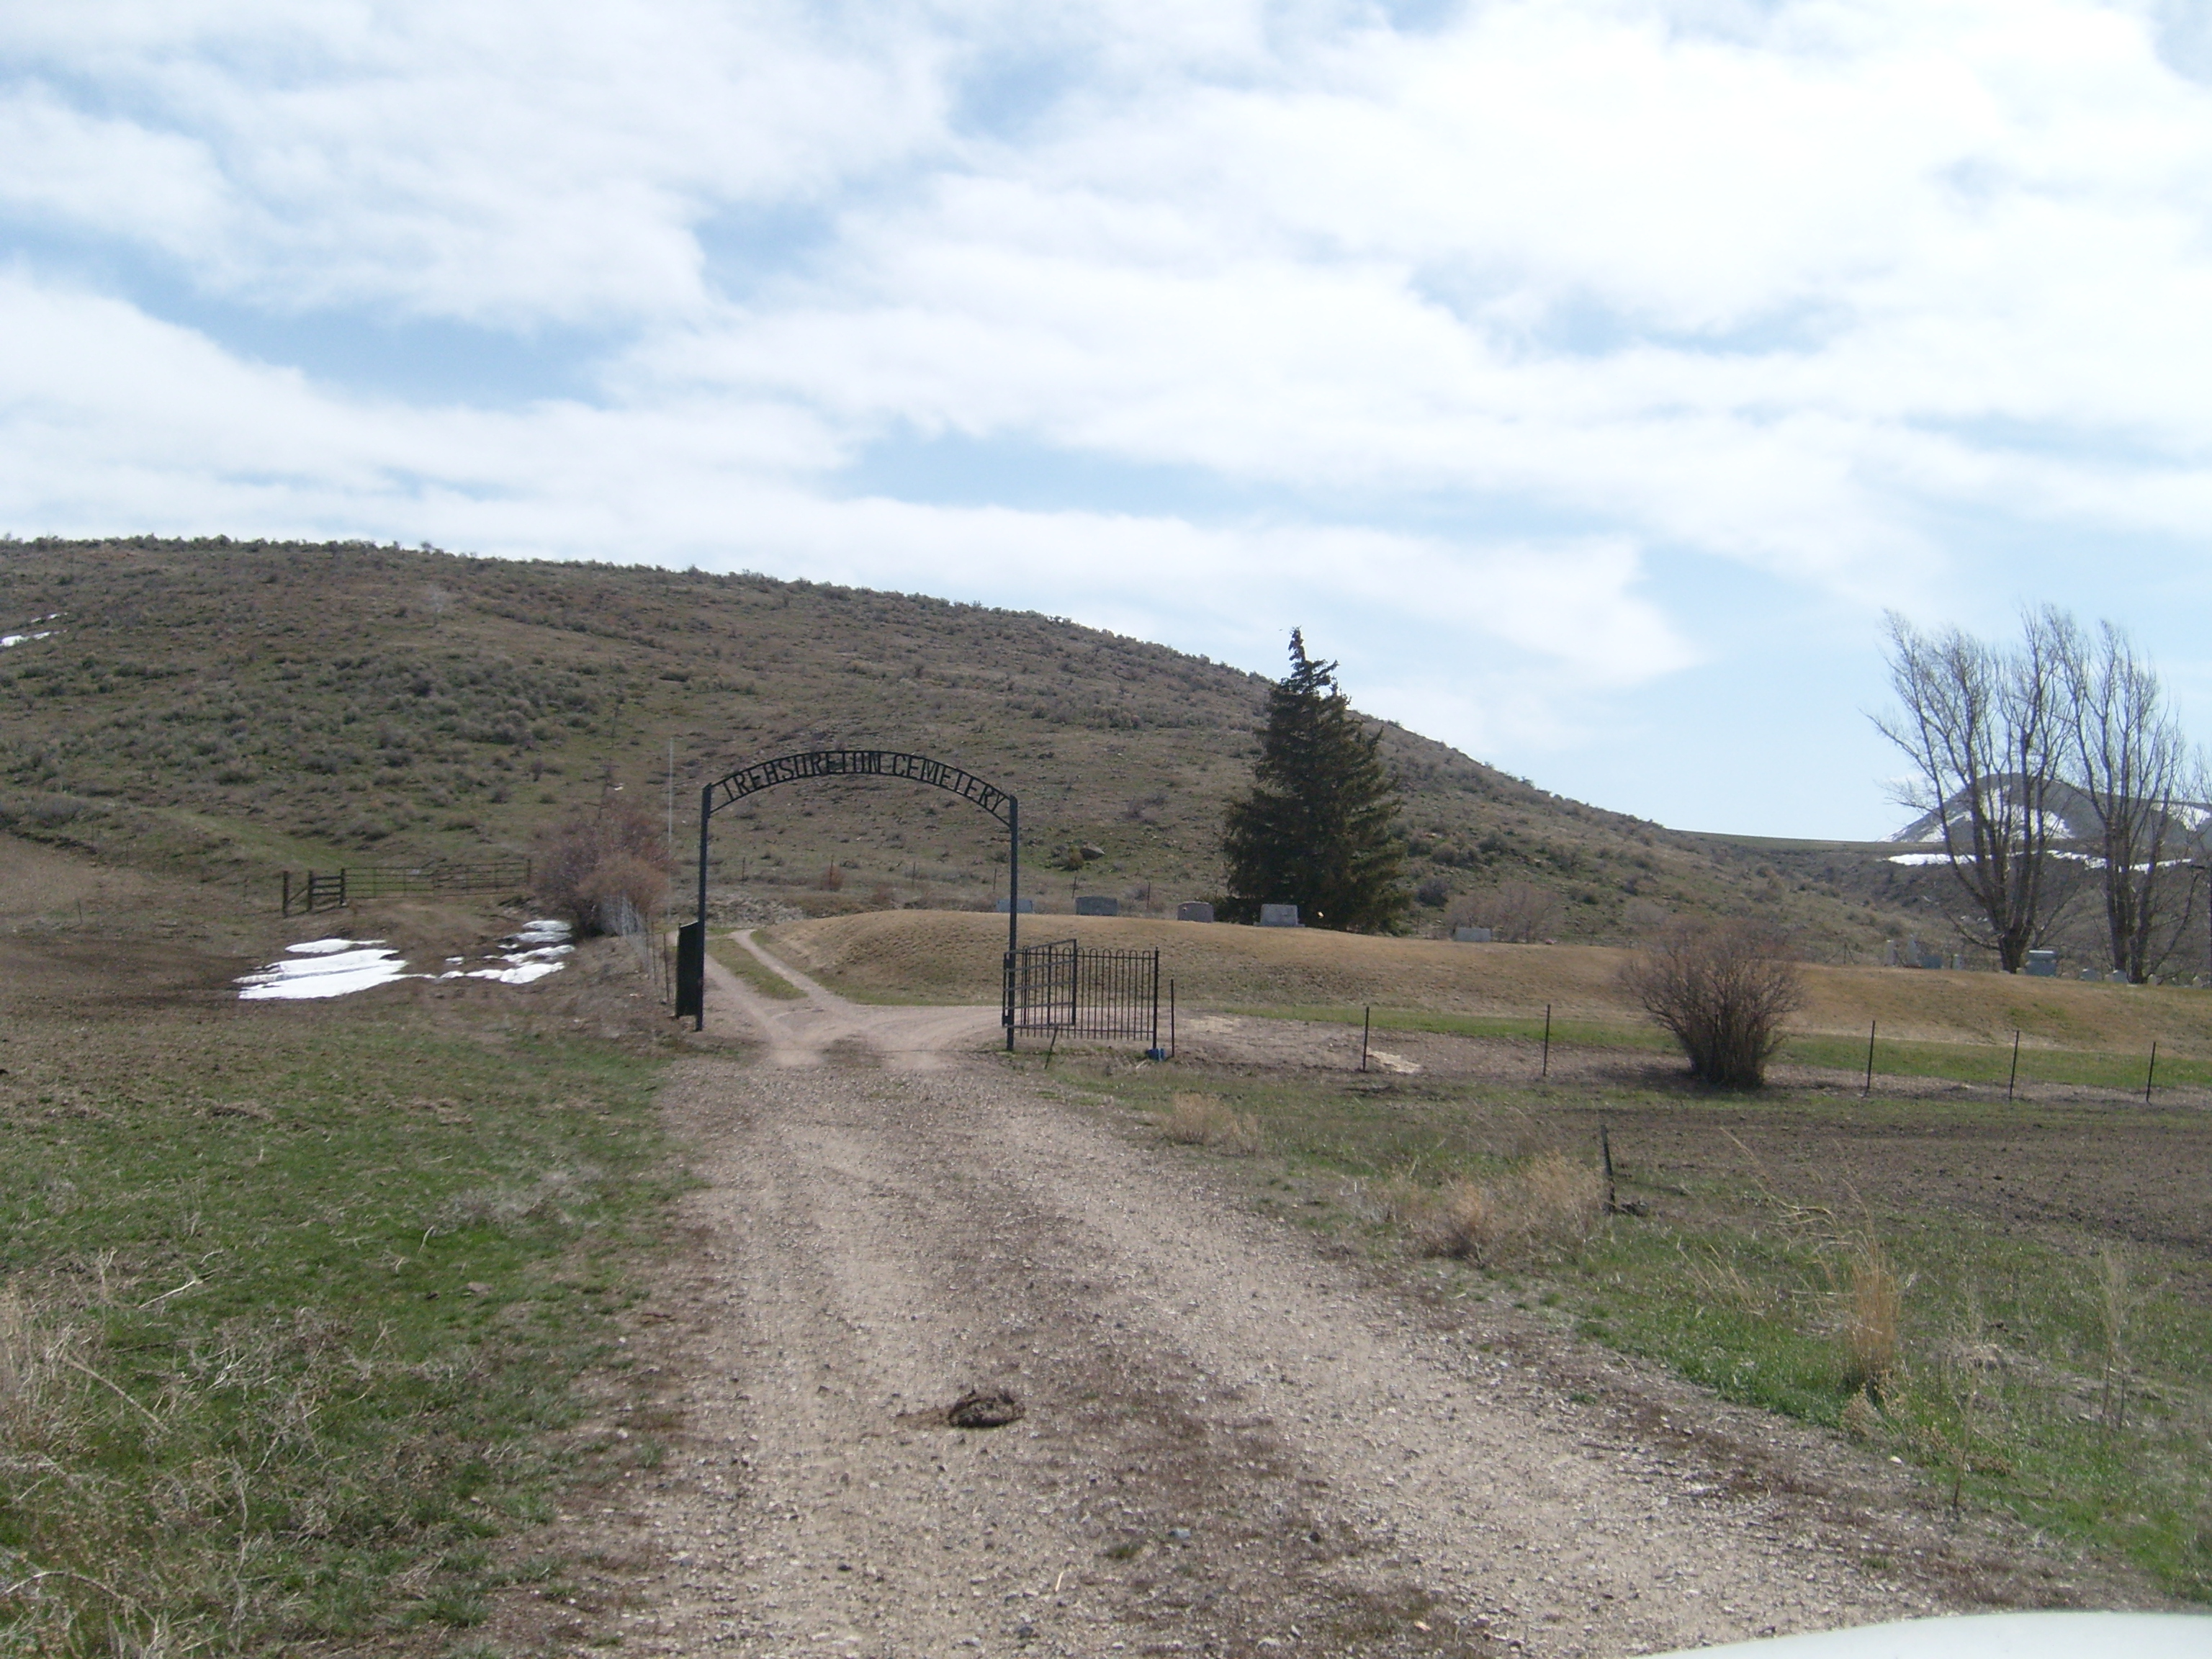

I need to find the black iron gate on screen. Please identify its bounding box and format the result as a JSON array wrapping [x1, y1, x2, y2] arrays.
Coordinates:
[[1007, 938, 1160, 1048]]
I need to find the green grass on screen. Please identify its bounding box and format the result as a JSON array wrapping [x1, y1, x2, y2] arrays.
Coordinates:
[[0, 1007, 674, 1654], [1235, 1003, 2211, 1092], [1227, 1004, 1672, 1052], [1063, 1061, 2212, 1601], [709, 932, 806, 999]]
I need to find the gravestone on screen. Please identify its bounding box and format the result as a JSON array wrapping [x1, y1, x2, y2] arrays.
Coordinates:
[[994, 897, 1037, 913], [1259, 903, 1300, 928], [1177, 901, 1215, 923], [1454, 926, 1493, 943], [2025, 949, 2057, 977], [1075, 896, 1118, 917]]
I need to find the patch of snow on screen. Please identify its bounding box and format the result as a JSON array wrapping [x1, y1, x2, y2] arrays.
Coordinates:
[[1887, 853, 1950, 866], [0, 631, 55, 648], [240, 925, 574, 999], [238, 944, 414, 1000], [468, 943, 572, 984]]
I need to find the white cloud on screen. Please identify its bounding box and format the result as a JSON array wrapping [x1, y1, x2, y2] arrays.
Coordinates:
[[7, 0, 2212, 834]]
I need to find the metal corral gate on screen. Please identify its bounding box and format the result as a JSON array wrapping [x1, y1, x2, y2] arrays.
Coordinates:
[[282, 857, 534, 915], [1006, 938, 1160, 1048]]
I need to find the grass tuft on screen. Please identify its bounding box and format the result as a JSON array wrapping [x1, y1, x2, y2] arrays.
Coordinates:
[[1841, 1240, 1903, 1395], [1415, 1154, 1604, 1262], [1162, 1093, 1263, 1155]]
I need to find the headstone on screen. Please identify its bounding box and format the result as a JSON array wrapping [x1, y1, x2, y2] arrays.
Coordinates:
[[1259, 903, 1300, 928], [1454, 926, 1493, 943], [1884, 939, 1899, 966], [1177, 901, 1215, 923], [2024, 949, 2057, 978], [994, 898, 1037, 913], [2109, 970, 2128, 984], [1075, 896, 1118, 917]]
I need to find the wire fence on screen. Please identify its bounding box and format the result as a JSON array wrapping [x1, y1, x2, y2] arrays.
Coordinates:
[[600, 894, 674, 1005]]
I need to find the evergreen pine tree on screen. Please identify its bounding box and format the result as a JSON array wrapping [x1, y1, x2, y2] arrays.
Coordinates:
[[1219, 631, 1408, 932]]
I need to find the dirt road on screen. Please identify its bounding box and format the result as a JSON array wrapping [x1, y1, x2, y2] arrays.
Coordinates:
[[562, 944, 2050, 1658]]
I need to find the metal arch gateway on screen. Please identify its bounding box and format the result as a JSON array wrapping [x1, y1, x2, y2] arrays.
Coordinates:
[[678, 750, 1022, 1045]]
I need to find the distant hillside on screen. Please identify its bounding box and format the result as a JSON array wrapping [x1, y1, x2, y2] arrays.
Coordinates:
[[0, 537, 1935, 955]]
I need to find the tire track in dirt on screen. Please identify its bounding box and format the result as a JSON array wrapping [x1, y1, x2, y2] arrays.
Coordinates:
[[573, 1006, 1963, 1658]]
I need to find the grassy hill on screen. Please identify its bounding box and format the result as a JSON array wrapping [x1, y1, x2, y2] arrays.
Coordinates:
[[0, 536, 1941, 955]]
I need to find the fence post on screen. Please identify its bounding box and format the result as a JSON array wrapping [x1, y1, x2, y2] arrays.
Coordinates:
[[1360, 1006, 1371, 1073], [1540, 1004, 1551, 1079], [2146, 1041, 2159, 1104], [2008, 1029, 2021, 1101], [281, 871, 291, 917], [1169, 979, 1177, 1060], [338, 868, 348, 910], [1863, 1019, 1877, 1096]]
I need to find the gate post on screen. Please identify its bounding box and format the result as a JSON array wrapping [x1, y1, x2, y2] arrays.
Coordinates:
[[686, 783, 711, 1031], [675, 921, 705, 1022], [1005, 796, 1020, 1051]]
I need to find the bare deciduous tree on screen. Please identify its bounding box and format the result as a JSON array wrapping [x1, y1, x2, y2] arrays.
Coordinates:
[[1619, 920, 1804, 1089], [1873, 611, 2072, 973], [2052, 613, 2197, 982], [539, 803, 673, 936], [1449, 879, 1563, 943]]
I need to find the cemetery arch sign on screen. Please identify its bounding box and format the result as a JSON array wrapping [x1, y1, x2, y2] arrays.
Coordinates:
[[679, 750, 1021, 1044]]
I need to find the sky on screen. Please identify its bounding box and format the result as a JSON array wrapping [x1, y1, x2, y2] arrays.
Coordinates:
[[6, 0, 2212, 840]]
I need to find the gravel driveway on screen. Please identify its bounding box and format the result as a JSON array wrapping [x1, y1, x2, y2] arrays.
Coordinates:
[[552, 943, 2111, 1658]]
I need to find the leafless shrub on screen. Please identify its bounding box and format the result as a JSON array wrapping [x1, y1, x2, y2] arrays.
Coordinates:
[[1162, 1094, 1262, 1155], [1619, 919, 1804, 1088], [1448, 880, 1562, 943], [1417, 1154, 1604, 1262], [817, 863, 845, 891], [537, 804, 672, 938]]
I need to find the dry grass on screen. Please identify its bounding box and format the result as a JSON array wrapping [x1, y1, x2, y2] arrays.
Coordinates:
[[1161, 1093, 1262, 1155], [0, 1284, 88, 1450], [436, 1166, 601, 1230], [1416, 1153, 1604, 1262], [2097, 1244, 2132, 1431], [1838, 1389, 1884, 1442], [1841, 1240, 1904, 1394], [769, 909, 2212, 1055]]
